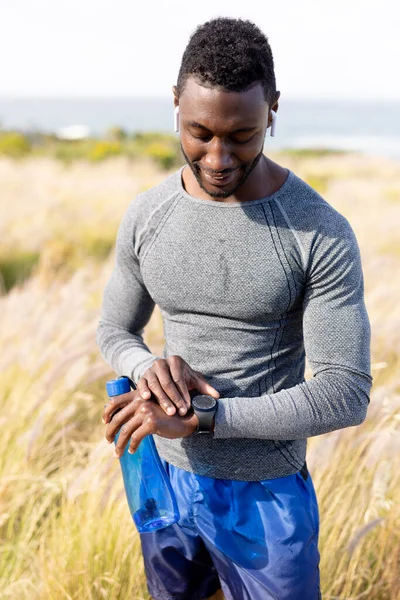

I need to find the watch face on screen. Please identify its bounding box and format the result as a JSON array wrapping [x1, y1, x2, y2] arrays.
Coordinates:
[[193, 395, 216, 410]]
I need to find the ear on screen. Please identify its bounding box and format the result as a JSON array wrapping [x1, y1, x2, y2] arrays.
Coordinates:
[[267, 91, 280, 130], [270, 91, 281, 115], [172, 85, 179, 108]]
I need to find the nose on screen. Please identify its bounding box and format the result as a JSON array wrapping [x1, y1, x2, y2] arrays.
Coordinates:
[[203, 137, 235, 174]]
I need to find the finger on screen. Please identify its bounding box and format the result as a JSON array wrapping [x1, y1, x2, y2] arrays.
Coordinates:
[[168, 362, 191, 409], [127, 419, 156, 455], [177, 379, 191, 409], [136, 377, 152, 400], [116, 407, 156, 457], [153, 361, 188, 415], [193, 373, 220, 398], [105, 397, 142, 444], [114, 414, 143, 457], [106, 390, 139, 421], [102, 391, 134, 424], [146, 374, 179, 416]]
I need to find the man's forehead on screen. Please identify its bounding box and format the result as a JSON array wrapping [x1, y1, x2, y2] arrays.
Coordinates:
[[179, 76, 268, 117]]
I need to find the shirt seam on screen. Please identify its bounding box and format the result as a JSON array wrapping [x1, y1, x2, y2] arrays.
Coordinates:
[[135, 191, 181, 258], [273, 197, 307, 271], [261, 203, 292, 395], [141, 193, 182, 265], [270, 201, 300, 298]]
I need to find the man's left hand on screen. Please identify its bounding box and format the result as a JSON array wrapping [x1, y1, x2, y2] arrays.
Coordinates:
[[105, 391, 199, 457]]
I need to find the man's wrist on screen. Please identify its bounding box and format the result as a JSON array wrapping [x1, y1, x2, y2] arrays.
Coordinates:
[[187, 410, 216, 434], [182, 405, 216, 435], [183, 410, 200, 436]]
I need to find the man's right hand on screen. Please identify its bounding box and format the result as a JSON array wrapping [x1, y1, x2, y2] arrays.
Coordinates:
[[137, 355, 220, 416]]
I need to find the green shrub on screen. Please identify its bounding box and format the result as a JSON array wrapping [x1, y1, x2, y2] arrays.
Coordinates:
[[107, 126, 128, 141], [87, 141, 122, 161], [279, 147, 347, 158], [132, 132, 175, 145], [131, 132, 181, 168], [54, 141, 88, 163], [0, 250, 40, 292], [0, 132, 31, 158], [79, 230, 115, 261], [144, 142, 177, 170]]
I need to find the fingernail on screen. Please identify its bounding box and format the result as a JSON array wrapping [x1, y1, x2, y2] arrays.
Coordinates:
[[114, 450, 120, 458], [167, 407, 175, 415], [128, 449, 135, 454], [142, 391, 150, 398], [102, 418, 105, 424], [179, 407, 186, 415]]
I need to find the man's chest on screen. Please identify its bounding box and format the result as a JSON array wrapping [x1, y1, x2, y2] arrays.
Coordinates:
[[140, 205, 305, 322]]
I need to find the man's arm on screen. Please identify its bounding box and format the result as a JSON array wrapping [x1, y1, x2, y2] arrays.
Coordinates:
[[96, 201, 161, 383], [212, 215, 373, 440]]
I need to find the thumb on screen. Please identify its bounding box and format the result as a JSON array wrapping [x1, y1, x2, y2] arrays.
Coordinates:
[[194, 376, 220, 399]]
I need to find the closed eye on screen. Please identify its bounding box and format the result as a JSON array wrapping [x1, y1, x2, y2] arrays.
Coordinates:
[[233, 136, 256, 144], [191, 134, 212, 142], [191, 133, 255, 144]]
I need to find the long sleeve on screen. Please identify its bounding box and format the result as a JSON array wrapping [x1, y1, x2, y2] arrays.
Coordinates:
[[213, 215, 373, 440], [96, 200, 161, 383]]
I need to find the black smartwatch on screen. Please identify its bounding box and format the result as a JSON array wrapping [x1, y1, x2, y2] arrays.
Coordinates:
[[191, 394, 218, 434]]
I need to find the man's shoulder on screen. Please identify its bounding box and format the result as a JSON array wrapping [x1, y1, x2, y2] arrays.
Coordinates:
[[119, 167, 182, 232], [274, 170, 359, 273], [119, 168, 182, 253], [134, 167, 182, 213], [280, 170, 352, 236]]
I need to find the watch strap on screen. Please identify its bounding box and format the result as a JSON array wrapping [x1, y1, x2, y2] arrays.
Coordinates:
[[191, 394, 218, 434], [195, 409, 216, 433]]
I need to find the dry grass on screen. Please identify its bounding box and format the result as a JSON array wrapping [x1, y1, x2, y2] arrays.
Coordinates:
[[0, 153, 399, 599]]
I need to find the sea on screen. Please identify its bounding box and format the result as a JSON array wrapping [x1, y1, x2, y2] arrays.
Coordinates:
[[1, 97, 400, 158]]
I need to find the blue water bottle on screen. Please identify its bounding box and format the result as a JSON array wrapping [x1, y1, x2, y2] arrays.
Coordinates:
[[106, 376, 180, 533]]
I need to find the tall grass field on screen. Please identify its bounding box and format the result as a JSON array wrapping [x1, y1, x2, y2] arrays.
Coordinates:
[[0, 151, 399, 599]]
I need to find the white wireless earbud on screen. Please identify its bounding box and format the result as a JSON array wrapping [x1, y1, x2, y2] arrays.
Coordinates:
[[174, 106, 180, 133], [269, 110, 277, 137]]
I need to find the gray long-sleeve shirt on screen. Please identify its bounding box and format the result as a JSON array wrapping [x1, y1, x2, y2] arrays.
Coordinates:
[[96, 166, 372, 480]]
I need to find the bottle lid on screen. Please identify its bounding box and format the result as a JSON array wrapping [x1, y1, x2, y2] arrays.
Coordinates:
[[106, 377, 131, 397]]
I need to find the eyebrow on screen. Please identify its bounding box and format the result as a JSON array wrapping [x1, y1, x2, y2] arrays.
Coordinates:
[[187, 120, 258, 133]]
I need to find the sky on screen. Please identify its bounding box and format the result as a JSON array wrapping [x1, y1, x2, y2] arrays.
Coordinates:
[[0, 0, 399, 101]]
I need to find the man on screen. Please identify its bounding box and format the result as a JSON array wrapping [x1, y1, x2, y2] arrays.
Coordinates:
[[97, 17, 372, 600]]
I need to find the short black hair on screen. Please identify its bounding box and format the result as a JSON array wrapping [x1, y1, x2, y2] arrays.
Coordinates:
[[176, 17, 277, 106]]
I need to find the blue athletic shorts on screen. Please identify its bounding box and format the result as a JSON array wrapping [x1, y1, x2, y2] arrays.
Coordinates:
[[139, 458, 321, 600]]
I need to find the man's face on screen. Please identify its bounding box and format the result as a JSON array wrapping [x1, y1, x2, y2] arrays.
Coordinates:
[[176, 77, 270, 200]]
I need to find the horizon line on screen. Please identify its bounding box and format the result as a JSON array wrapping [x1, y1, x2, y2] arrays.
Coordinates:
[[0, 94, 400, 104]]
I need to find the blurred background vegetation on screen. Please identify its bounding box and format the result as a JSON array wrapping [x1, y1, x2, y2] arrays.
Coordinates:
[[0, 126, 183, 293], [0, 127, 181, 169]]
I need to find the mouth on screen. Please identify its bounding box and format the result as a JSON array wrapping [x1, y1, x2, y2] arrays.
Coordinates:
[[200, 168, 239, 187]]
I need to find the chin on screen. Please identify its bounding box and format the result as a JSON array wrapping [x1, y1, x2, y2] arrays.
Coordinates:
[[201, 185, 237, 199], [198, 174, 246, 200], [191, 166, 241, 198]]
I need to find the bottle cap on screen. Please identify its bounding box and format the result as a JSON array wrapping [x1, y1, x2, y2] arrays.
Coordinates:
[[106, 377, 131, 397]]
